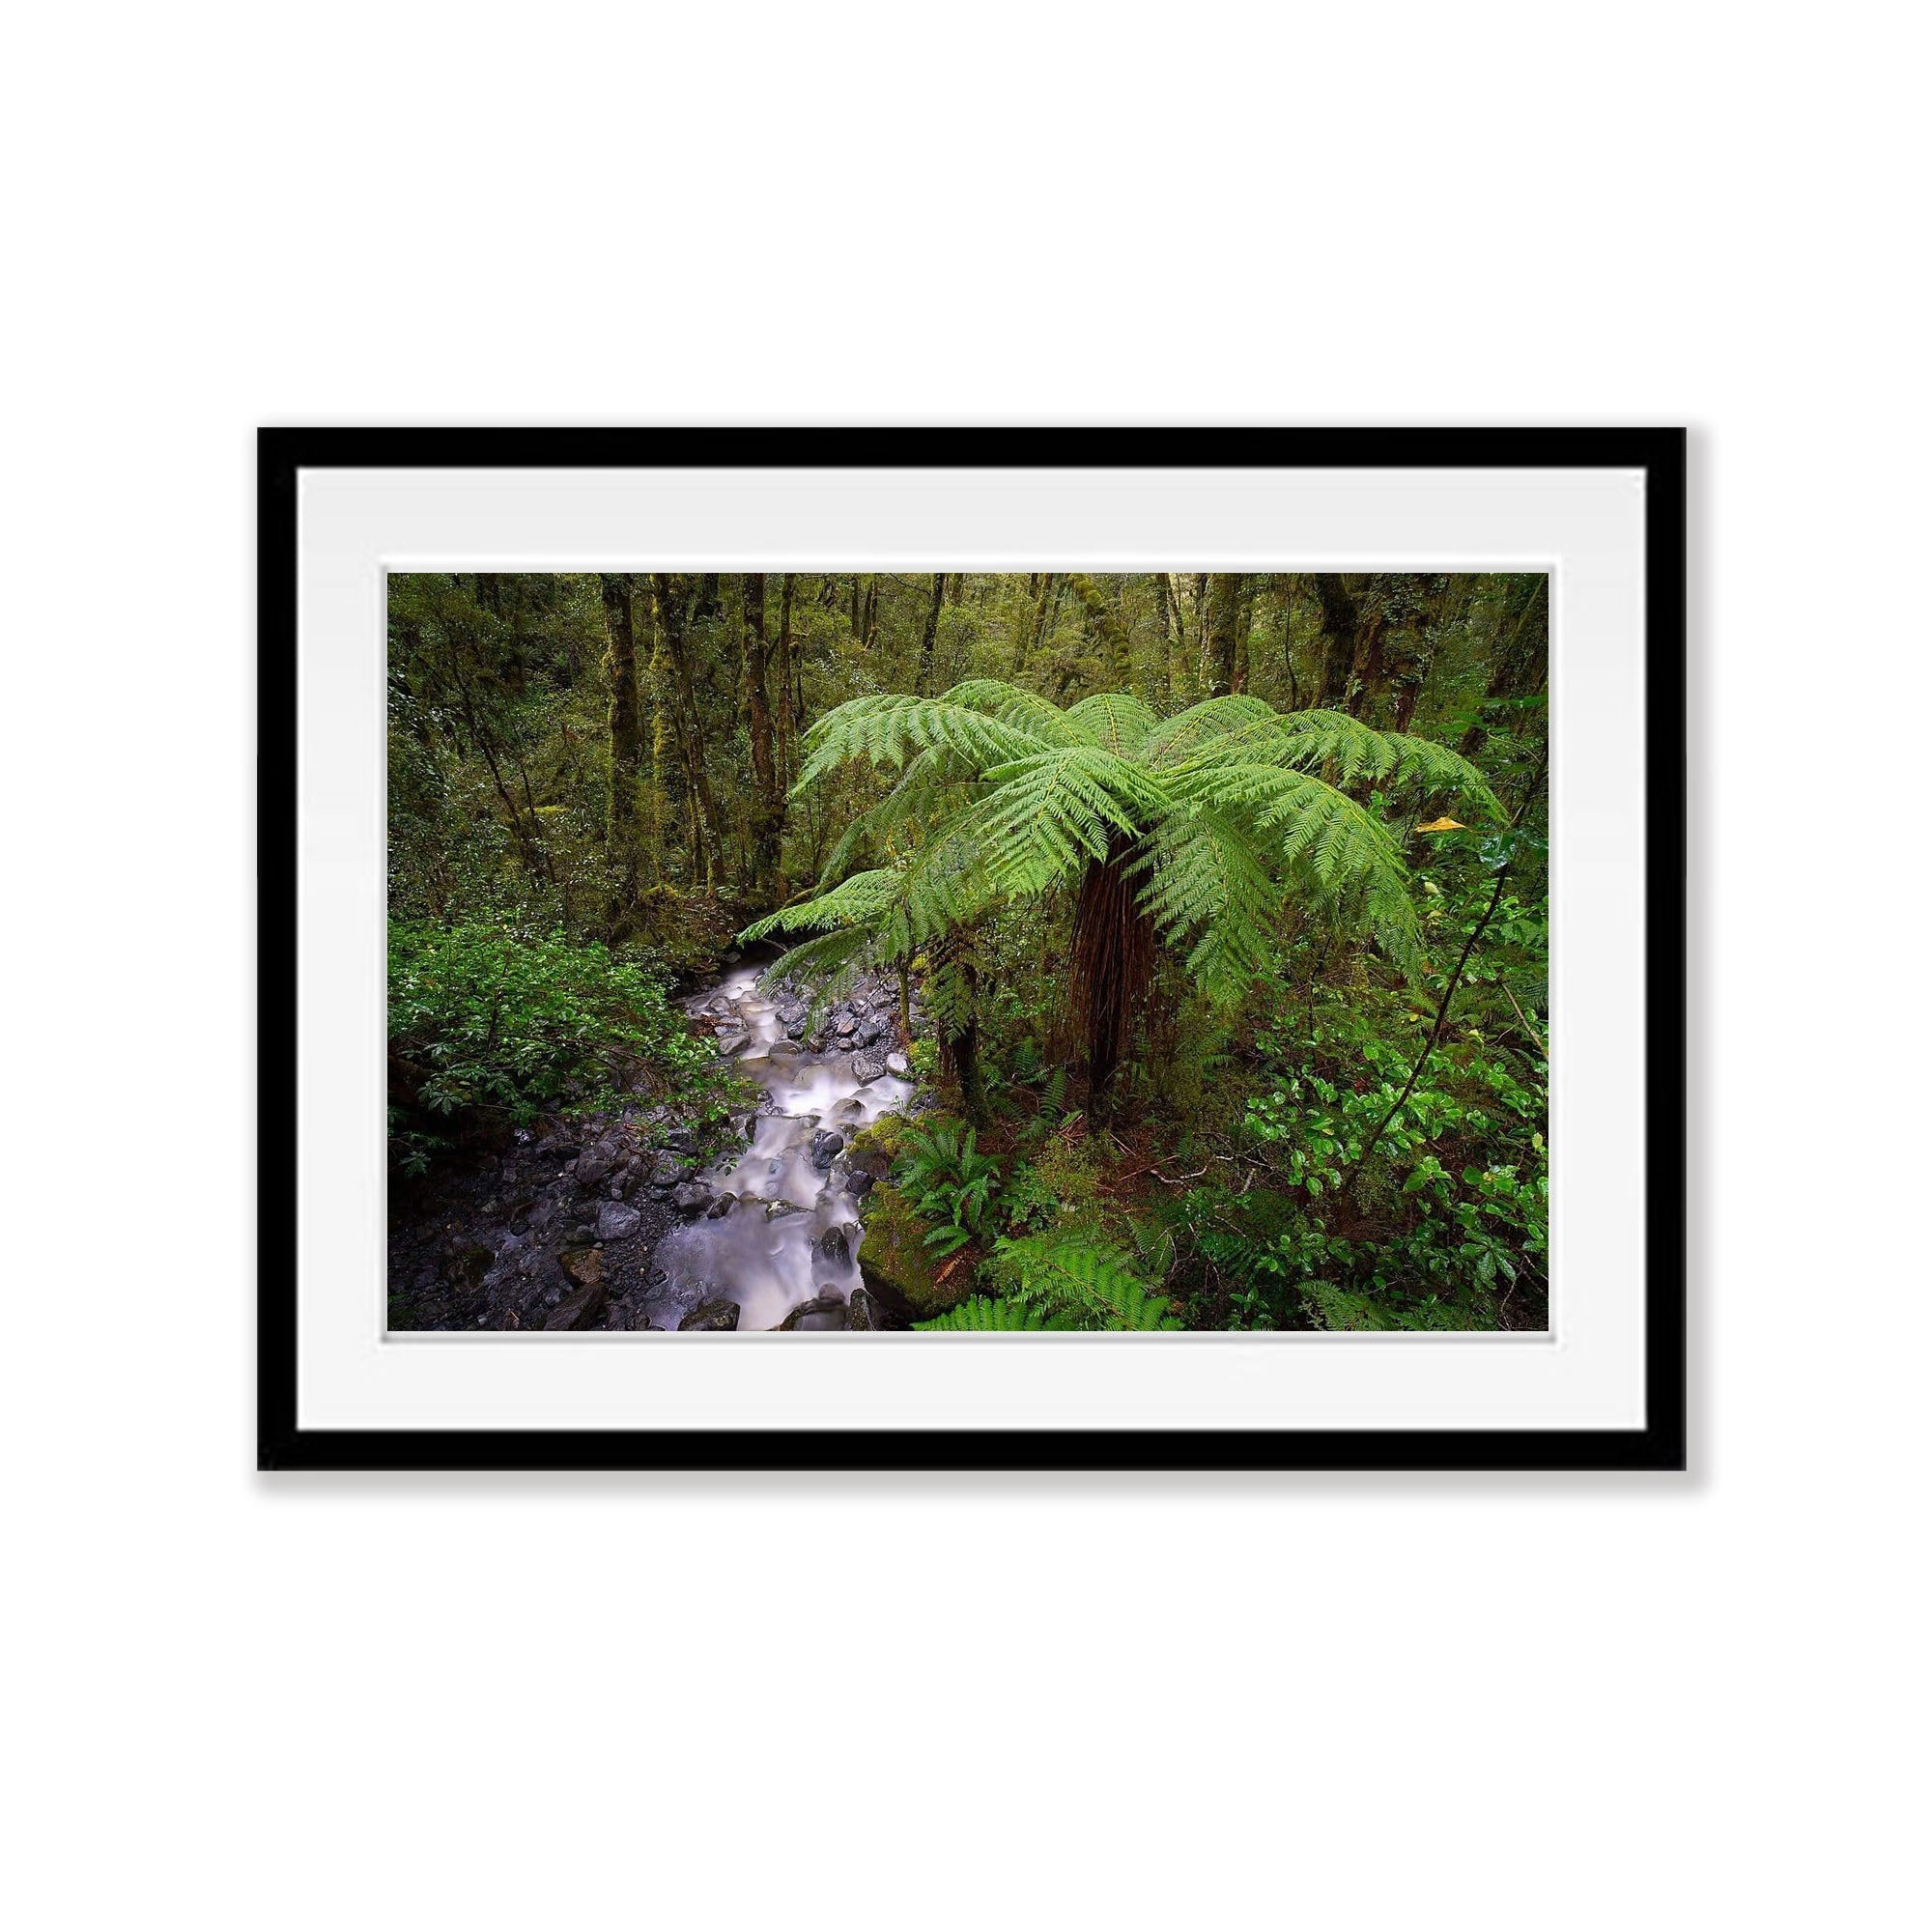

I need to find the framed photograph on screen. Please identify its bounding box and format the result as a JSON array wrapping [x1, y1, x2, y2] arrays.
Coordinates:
[[260, 427, 1684, 1471]]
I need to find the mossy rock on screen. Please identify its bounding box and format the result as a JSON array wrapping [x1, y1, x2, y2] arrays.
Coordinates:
[[857, 1179, 969, 1320], [845, 1113, 914, 1178]]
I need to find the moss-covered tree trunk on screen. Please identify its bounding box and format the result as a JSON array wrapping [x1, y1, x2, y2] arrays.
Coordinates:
[[776, 572, 797, 789], [650, 573, 724, 888], [1313, 573, 1360, 708], [598, 573, 646, 938], [740, 572, 783, 903], [916, 572, 947, 694], [1069, 573, 1134, 693], [1206, 573, 1244, 697]]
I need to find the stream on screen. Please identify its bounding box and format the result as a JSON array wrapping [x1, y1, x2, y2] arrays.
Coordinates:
[[642, 964, 916, 1332]]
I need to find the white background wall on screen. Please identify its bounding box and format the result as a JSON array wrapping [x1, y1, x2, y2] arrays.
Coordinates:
[[5, 5, 1926, 1927]]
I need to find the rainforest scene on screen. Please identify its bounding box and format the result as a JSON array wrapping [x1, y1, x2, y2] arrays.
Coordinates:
[[387, 570, 1548, 1335]]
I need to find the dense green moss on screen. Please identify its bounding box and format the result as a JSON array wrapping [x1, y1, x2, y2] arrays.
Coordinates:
[[857, 1179, 969, 1320]]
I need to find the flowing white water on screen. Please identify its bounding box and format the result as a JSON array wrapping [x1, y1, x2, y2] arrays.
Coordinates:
[[643, 965, 913, 1332]]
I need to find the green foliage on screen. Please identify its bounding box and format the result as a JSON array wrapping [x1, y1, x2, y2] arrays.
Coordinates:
[[894, 1118, 1003, 1254], [765, 679, 1498, 1018], [386, 921, 720, 1172], [990, 1233, 1183, 1331], [914, 1296, 1076, 1332]]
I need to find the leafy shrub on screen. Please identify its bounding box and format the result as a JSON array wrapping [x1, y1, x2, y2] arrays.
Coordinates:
[[387, 921, 720, 1171]]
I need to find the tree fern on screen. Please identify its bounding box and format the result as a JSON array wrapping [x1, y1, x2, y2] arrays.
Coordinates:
[[751, 680, 1501, 1103]]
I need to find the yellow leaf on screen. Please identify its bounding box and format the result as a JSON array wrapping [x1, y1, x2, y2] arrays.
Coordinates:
[[1415, 816, 1466, 833]]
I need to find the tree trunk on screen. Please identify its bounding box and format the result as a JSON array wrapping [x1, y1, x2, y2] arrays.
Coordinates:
[[741, 572, 782, 903], [1071, 834, 1156, 1119], [1312, 574, 1360, 708], [917, 572, 947, 693], [1206, 574, 1244, 697], [776, 572, 797, 789], [1068, 574, 1133, 691], [1151, 570, 1175, 703], [1460, 576, 1549, 756], [598, 574, 646, 937], [650, 574, 724, 888], [1345, 580, 1392, 719], [1278, 576, 1301, 709]]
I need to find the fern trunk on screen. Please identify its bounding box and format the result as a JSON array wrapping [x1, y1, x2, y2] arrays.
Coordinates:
[[1072, 834, 1155, 1118]]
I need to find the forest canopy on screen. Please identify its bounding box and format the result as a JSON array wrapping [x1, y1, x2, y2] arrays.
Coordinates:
[[387, 570, 1548, 1335]]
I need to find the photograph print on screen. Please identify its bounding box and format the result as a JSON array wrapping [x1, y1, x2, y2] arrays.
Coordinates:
[[386, 568, 1549, 1339]]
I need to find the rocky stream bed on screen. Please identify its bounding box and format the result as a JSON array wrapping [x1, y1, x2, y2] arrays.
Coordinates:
[[387, 962, 928, 1333]]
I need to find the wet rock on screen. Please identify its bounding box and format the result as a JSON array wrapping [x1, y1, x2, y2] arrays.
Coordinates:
[[574, 1137, 622, 1187], [818, 1224, 853, 1265], [715, 1028, 751, 1055], [678, 1297, 740, 1332], [846, 1166, 877, 1198], [810, 1129, 845, 1170], [596, 1200, 642, 1242], [704, 1192, 737, 1219], [886, 1051, 911, 1078], [765, 1199, 806, 1220], [851, 1048, 888, 1084], [559, 1246, 604, 1288], [775, 1293, 847, 1331], [848, 1285, 907, 1331], [671, 1182, 713, 1216], [764, 1037, 805, 1060], [545, 1276, 609, 1331]]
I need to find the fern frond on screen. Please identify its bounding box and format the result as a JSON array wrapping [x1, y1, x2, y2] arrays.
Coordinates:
[[936, 679, 1086, 745], [795, 694, 1048, 789], [1064, 692, 1157, 756], [993, 1234, 1183, 1331], [739, 869, 898, 942], [1137, 803, 1281, 1003], [1140, 695, 1278, 770], [975, 747, 1172, 897], [914, 1295, 1075, 1332]]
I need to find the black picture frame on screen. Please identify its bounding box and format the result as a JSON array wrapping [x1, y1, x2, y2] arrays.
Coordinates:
[[259, 427, 1686, 1473]]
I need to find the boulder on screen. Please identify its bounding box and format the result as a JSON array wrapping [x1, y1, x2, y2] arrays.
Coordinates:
[[647, 1151, 685, 1187], [704, 1192, 737, 1219], [574, 1139, 620, 1187], [845, 1166, 877, 1199], [857, 1180, 967, 1320], [764, 1037, 805, 1060], [886, 1051, 911, 1078], [678, 1297, 740, 1332], [596, 1200, 642, 1242], [671, 1182, 713, 1216], [848, 1285, 907, 1332], [558, 1246, 604, 1289], [715, 1028, 751, 1055], [544, 1276, 609, 1331], [809, 1129, 845, 1170], [774, 1293, 847, 1332], [818, 1223, 854, 1265], [851, 1049, 888, 1084]]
